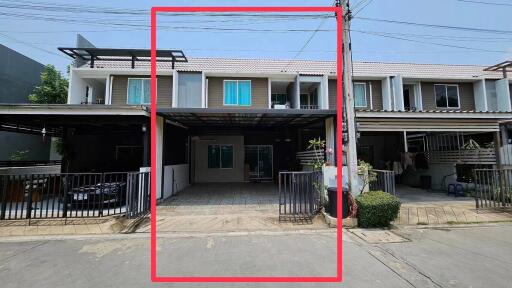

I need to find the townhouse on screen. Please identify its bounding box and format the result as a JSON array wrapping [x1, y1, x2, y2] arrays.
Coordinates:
[[1, 46, 511, 203]]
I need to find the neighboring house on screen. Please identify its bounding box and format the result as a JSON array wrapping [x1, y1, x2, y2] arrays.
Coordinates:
[[0, 43, 56, 163], [1, 43, 512, 199]]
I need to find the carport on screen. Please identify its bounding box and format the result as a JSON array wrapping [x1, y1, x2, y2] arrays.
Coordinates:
[[0, 104, 150, 172], [156, 108, 336, 222]]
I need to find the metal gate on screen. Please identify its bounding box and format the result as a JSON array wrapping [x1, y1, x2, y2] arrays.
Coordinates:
[[370, 170, 396, 195], [278, 171, 323, 222], [474, 168, 512, 210]]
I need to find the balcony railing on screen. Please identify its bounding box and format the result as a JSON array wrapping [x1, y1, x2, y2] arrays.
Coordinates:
[[300, 105, 319, 109]]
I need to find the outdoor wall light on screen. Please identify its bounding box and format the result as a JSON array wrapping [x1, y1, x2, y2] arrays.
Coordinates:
[[141, 124, 147, 133], [41, 126, 46, 141]]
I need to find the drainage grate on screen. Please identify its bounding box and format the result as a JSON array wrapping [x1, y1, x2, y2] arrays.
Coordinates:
[[350, 229, 409, 244]]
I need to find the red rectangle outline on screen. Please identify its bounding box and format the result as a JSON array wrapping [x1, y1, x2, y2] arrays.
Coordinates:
[[150, 6, 343, 283]]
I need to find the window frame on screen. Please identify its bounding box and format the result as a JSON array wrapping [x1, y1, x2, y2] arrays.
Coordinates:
[[223, 80, 252, 107], [434, 84, 460, 109], [126, 77, 156, 105], [207, 144, 234, 169], [353, 82, 368, 108]]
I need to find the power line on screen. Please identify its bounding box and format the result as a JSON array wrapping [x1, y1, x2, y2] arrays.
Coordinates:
[[0, 32, 67, 58], [352, 30, 507, 53], [356, 16, 512, 35], [352, 0, 374, 16], [283, 17, 329, 70], [457, 0, 512, 7], [0, 1, 333, 18], [352, 30, 512, 42]]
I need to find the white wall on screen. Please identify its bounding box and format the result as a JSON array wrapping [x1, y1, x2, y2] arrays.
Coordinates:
[[68, 70, 87, 104], [86, 79, 105, 104], [163, 164, 190, 199], [193, 135, 245, 183]]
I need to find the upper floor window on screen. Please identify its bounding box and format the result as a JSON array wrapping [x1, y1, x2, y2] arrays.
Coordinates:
[[127, 78, 151, 105], [354, 83, 367, 108], [208, 144, 234, 169], [435, 84, 459, 108], [224, 80, 251, 106]]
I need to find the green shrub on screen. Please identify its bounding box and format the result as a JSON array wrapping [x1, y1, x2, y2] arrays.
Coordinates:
[[356, 191, 401, 228]]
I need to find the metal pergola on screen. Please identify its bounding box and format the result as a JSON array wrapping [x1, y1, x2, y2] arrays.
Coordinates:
[[484, 60, 512, 78], [58, 47, 188, 69], [157, 108, 336, 130]]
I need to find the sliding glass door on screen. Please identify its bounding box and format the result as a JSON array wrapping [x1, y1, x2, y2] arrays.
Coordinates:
[[245, 145, 273, 180]]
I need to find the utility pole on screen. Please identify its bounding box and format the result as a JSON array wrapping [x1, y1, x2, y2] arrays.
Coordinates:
[[338, 0, 359, 194]]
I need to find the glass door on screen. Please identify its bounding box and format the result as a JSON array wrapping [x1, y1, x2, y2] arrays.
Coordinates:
[[245, 145, 273, 180]]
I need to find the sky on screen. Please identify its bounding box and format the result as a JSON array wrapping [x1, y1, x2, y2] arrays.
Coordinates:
[[0, 0, 511, 74]]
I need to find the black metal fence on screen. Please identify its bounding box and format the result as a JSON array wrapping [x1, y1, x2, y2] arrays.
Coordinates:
[[474, 168, 512, 210], [126, 171, 151, 219], [0, 171, 151, 220], [278, 171, 323, 222], [370, 169, 396, 195]]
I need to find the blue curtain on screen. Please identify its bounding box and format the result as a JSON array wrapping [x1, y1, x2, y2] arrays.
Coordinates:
[[127, 79, 143, 104], [224, 81, 238, 105], [238, 81, 251, 106]]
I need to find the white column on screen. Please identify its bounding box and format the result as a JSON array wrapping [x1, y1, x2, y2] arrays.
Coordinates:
[[156, 116, 164, 199], [201, 72, 206, 108], [324, 76, 330, 109], [403, 131, 408, 152], [172, 70, 179, 107], [104, 75, 111, 105], [325, 117, 335, 164], [473, 79, 488, 112], [496, 78, 511, 112], [414, 82, 423, 111], [369, 81, 373, 110], [320, 74, 329, 109], [294, 74, 300, 109], [392, 75, 404, 111], [268, 78, 272, 109], [381, 77, 392, 111]]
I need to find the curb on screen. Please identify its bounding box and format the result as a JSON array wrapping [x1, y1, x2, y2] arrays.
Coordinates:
[[321, 210, 358, 228]]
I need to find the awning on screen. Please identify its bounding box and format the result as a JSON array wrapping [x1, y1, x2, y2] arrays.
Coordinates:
[[157, 108, 336, 129], [355, 110, 509, 132], [58, 47, 187, 69], [0, 104, 149, 136], [357, 118, 500, 132]]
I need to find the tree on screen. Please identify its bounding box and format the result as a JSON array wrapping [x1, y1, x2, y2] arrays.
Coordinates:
[[28, 65, 68, 104]]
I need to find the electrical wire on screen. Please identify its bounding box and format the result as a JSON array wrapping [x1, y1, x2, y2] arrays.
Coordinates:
[[356, 16, 512, 35], [352, 0, 374, 16], [352, 30, 507, 53], [457, 0, 512, 7]]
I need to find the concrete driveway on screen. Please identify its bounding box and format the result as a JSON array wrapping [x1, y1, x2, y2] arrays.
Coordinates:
[[395, 185, 512, 226], [148, 182, 328, 233]]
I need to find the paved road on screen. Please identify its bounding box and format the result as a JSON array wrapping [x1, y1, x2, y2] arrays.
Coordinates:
[[0, 225, 511, 287]]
